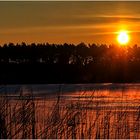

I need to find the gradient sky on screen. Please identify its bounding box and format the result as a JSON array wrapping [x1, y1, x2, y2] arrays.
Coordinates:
[[0, 1, 140, 45]]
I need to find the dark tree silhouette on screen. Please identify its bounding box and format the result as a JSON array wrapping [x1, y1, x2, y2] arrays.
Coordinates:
[[0, 42, 140, 83]]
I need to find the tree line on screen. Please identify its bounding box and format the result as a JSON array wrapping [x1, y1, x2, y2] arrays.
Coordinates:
[[0, 42, 140, 83]]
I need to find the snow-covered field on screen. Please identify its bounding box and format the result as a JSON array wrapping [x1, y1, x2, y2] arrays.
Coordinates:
[[0, 84, 140, 139]]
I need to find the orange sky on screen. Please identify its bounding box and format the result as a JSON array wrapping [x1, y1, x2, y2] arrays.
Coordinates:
[[0, 1, 140, 45]]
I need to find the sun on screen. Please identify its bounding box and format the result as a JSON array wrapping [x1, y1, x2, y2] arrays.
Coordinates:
[[117, 31, 129, 45]]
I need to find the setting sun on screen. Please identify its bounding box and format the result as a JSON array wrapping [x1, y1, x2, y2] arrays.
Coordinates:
[[117, 31, 130, 45]]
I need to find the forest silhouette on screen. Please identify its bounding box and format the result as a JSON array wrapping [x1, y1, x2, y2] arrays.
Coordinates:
[[0, 42, 140, 84]]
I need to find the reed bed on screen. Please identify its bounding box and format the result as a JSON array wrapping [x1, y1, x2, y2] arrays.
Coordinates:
[[0, 85, 139, 139]]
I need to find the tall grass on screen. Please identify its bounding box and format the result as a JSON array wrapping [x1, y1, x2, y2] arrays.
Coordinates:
[[0, 85, 139, 139]]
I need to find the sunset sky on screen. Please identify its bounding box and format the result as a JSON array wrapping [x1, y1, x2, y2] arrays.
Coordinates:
[[0, 1, 140, 45]]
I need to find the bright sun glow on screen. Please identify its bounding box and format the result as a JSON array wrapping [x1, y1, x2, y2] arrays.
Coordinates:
[[117, 31, 129, 45]]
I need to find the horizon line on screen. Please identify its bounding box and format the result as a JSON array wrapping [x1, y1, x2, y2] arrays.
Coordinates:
[[0, 42, 139, 46]]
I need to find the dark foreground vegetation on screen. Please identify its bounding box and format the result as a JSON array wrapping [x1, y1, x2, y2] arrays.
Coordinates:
[[0, 42, 140, 83], [0, 85, 140, 139]]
